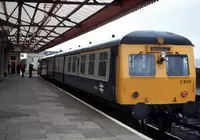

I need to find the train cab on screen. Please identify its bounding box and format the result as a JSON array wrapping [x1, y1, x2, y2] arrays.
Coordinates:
[[116, 31, 196, 119]]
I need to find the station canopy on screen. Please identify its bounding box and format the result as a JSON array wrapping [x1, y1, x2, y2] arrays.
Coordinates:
[[0, 0, 157, 53]]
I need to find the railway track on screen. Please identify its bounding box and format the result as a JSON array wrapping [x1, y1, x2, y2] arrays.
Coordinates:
[[170, 116, 200, 140], [48, 79, 200, 140], [169, 96, 200, 139]]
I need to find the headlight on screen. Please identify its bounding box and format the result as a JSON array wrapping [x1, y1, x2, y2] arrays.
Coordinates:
[[157, 51, 166, 64], [160, 51, 166, 58], [133, 91, 139, 98]]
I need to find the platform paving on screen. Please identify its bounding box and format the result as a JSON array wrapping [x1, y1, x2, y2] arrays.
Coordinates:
[[0, 75, 148, 140]]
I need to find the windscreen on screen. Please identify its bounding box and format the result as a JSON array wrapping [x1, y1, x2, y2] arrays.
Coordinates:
[[166, 55, 189, 76], [129, 54, 156, 76]]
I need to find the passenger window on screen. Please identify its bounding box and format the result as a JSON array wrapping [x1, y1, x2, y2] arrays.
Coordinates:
[[64, 57, 68, 73], [80, 55, 86, 74], [98, 52, 107, 77], [129, 54, 155, 76], [59, 58, 63, 73], [68, 57, 71, 72], [72, 56, 77, 73], [88, 54, 95, 75]]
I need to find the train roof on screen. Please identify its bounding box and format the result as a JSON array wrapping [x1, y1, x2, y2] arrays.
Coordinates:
[[41, 39, 120, 59], [41, 53, 56, 59], [41, 30, 193, 60], [121, 31, 193, 45]]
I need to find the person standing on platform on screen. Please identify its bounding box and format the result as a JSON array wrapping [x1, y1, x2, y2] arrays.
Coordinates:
[[17, 64, 20, 75], [29, 64, 33, 78], [8, 64, 11, 74], [21, 64, 25, 77], [11, 63, 15, 74]]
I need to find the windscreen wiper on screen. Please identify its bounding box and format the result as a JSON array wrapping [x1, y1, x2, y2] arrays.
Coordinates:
[[130, 51, 142, 63], [175, 52, 184, 58]]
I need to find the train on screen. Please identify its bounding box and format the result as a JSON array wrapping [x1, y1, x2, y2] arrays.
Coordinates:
[[38, 30, 197, 131]]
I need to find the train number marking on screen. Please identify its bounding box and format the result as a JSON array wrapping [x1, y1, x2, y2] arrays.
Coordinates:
[[99, 83, 104, 94], [180, 80, 191, 84]]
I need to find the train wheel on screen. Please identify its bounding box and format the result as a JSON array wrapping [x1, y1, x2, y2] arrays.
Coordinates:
[[132, 102, 149, 120], [182, 101, 197, 117]]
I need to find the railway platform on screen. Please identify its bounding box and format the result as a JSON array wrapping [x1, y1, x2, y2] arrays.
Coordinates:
[[0, 75, 150, 140]]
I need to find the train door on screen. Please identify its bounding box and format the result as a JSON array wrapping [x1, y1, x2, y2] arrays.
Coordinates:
[[109, 46, 118, 102], [53, 56, 56, 79], [75, 56, 80, 88], [41, 60, 48, 76], [62, 56, 66, 83]]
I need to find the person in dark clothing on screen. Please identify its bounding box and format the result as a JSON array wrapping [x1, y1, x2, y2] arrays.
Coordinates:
[[21, 64, 26, 77], [29, 64, 33, 78], [8, 64, 11, 74], [11, 63, 15, 74], [17, 64, 20, 75]]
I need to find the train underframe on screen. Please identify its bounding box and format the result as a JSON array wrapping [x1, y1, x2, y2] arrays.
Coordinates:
[[132, 102, 197, 132], [41, 75, 197, 133]]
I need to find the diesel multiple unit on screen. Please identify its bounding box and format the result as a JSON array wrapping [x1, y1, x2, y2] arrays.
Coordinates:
[[39, 31, 197, 131]]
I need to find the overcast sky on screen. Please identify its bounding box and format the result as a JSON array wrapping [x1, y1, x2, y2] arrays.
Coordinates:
[[47, 0, 200, 59]]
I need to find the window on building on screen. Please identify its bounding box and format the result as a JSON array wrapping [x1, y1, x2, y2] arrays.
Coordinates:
[[88, 54, 95, 75], [80, 55, 86, 74], [32, 58, 34, 62], [98, 52, 108, 77]]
